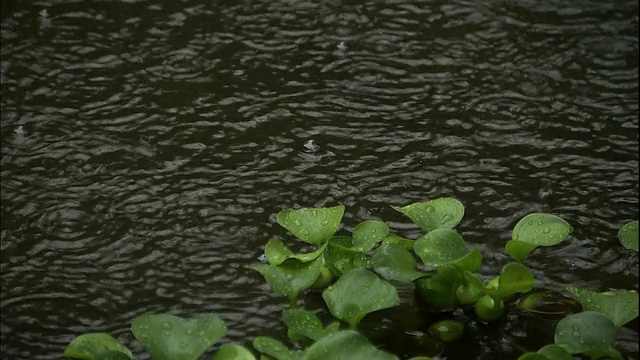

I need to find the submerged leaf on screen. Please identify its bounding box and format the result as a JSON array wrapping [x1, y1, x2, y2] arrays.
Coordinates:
[[508, 213, 571, 262], [264, 239, 328, 266], [428, 320, 464, 343], [392, 198, 464, 233], [370, 242, 426, 284], [516, 291, 580, 316], [322, 269, 399, 328], [566, 286, 639, 328], [554, 311, 617, 354], [617, 220, 638, 251], [251, 257, 323, 305], [63, 333, 133, 360], [277, 206, 345, 246], [351, 220, 389, 251], [305, 330, 398, 360], [131, 313, 226, 360]]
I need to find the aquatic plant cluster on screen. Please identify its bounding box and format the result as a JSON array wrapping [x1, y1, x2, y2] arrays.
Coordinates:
[[63, 198, 638, 360]]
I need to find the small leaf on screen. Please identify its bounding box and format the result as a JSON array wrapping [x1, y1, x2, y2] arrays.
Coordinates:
[[212, 344, 257, 360], [392, 198, 464, 233], [414, 229, 470, 268], [618, 220, 638, 251], [428, 320, 464, 343], [516, 291, 580, 316], [508, 213, 571, 262], [322, 269, 399, 329], [566, 286, 639, 328], [370, 242, 426, 284], [305, 330, 398, 360], [517, 345, 573, 360], [323, 241, 367, 277], [131, 313, 227, 360], [282, 309, 324, 342], [554, 311, 617, 354], [264, 240, 328, 266], [486, 263, 534, 301], [351, 220, 389, 251], [277, 206, 345, 246], [251, 257, 323, 305], [252, 337, 304, 360], [382, 235, 415, 251], [63, 333, 133, 360]]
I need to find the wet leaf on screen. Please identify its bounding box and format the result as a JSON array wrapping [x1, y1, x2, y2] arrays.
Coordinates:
[[131, 313, 226, 360], [382, 235, 415, 251], [282, 309, 324, 342], [566, 286, 639, 328], [370, 242, 426, 284], [351, 220, 389, 251], [264, 239, 328, 266], [277, 206, 345, 246], [392, 198, 464, 233], [415, 266, 461, 311], [305, 330, 398, 360], [252, 337, 304, 360], [324, 240, 367, 277], [507, 213, 571, 262], [554, 311, 617, 354], [63, 333, 133, 360], [414, 229, 469, 268], [463, 263, 534, 302], [517, 344, 573, 360], [617, 220, 638, 251], [212, 344, 257, 360], [93, 351, 134, 360], [322, 268, 399, 329], [428, 320, 464, 343], [251, 257, 323, 305]]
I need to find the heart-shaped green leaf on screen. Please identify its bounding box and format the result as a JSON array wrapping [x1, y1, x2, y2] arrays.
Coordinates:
[[251, 257, 323, 306], [554, 311, 617, 354], [618, 220, 638, 251], [63, 333, 133, 360], [414, 229, 470, 268], [277, 206, 345, 246], [211, 344, 257, 360], [566, 286, 639, 328], [324, 240, 367, 277], [131, 313, 226, 360], [392, 198, 464, 233], [370, 242, 426, 284], [507, 213, 572, 262], [351, 220, 389, 251], [322, 268, 399, 329], [264, 240, 328, 265], [252, 337, 304, 360], [282, 309, 324, 342], [305, 330, 398, 360]]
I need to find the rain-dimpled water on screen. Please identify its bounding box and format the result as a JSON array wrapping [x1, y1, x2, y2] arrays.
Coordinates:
[[1, 0, 637, 359]]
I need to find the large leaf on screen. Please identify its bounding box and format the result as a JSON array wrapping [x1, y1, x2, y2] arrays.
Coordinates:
[[414, 229, 470, 268], [63, 333, 133, 360], [264, 239, 328, 266], [370, 242, 426, 284], [305, 330, 398, 360], [507, 213, 572, 262], [252, 337, 304, 360], [351, 220, 389, 251], [131, 313, 226, 360], [324, 239, 367, 277], [211, 344, 257, 360], [392, 198, 464, 233], [282, 309, 324, 342], [322, 268, 399, 328], [251, 257, 323, 306], [277, 206, 345, 246], [618, 220, 638, 251], [566, 286, 639, 328], [554, 311, 617, 354]]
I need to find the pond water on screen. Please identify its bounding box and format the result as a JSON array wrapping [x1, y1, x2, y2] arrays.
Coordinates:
[[1, 0, 638, 359]]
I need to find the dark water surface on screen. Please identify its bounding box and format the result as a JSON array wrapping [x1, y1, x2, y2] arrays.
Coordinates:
[[1, 0, 638, 359]]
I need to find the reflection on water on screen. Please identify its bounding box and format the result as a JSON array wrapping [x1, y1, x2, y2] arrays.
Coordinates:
[[1, 0, 637, 358]]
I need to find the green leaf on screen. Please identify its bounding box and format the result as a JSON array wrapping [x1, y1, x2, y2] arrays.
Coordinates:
[[63, 333, 133, 360], [415, 266, 461, 311], [554, 311, 617, 354], [428, 320, 464, 343], [324, 240, 367, 277], [486, 262, 535, 301], [414, 229, 470, 268], [264, 240, 328, 266], [370, 242, 426, 284], [322, 268, 399, 329], [618, 220, 638, 251], [566, 286, 639, 328], [582, 348, 625, 360], [392, 198, 464, 233], [277, 206, 345, 246], [252, 337, 304, 360], [94, 352, 134, 360], [450, 249, 483, 273], [517, 345, 573, 360], [508, 213, 571, 262], [282, 309, 324, 342], [516, 291, 580, 316], [382, 235, 415, 251], [212, 344, 257, 360], [351, 220, 389, 251], [305, 330, 398, 360], [320, 322, 342, 338], [131, 313, 227, 360], [251, 257, 323, 306]]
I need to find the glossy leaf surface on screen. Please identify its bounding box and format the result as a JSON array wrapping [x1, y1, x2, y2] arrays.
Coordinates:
[[554, 311, 617, 354], [277, 206, 345, 246], [63, 333, 133, 360], [392, 198, 464, 233], [566, 286, 639, 328]]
